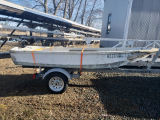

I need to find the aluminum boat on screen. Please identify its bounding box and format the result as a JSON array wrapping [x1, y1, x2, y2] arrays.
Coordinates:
[[9, 46, 159, 69]]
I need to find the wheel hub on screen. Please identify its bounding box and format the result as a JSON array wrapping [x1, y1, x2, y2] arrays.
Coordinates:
[[49, 77, 64, 92]]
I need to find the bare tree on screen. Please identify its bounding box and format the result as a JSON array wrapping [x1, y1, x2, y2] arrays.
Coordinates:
[[52, 0, 63, 15], [6, 0, 104, 29], [86, 0, 97, 26], [63, 0, 68, 18], [81, 0, 87, 24], [67, 0, 79, 20], [33, 0, 48, 13], [74, 0, 83, 21], [44, 0, 48, 13]]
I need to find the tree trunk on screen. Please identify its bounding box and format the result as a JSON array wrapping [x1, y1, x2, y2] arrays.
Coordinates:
[[68, 0, 72, 19], [81, 0, 87, 24], [74, 0, 83, 21], [68, 0, 77, 20], [63, 0, 68, 18], [52, 0, 63, 15], [44, 0, 48, 13]]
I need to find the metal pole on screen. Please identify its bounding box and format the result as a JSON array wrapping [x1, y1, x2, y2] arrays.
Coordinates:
[[10, 19, 24, 35], [0, 19, 23, 49], [147, 48, 160, 70]]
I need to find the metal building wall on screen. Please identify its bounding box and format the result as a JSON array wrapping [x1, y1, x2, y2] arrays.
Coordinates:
[[127, 0, 160, 40], [101, 0, 130, 39], [100, 0, 131, 47]]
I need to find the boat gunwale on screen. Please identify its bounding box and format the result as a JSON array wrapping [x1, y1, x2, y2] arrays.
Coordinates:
[[9, 46, 159, 54]]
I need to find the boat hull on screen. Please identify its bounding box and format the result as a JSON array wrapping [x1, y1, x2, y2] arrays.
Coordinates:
[[9, 46, 158, 69]]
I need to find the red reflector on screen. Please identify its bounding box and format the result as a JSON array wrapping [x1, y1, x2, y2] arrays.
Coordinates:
[[33, 73, 37, 79]]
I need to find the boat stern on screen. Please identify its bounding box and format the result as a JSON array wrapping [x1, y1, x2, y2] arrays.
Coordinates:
[[9, 47, 19, 64]]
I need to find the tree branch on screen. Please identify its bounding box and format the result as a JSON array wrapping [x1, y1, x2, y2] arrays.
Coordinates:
[[88, 0, 97, 26], [36, 0, 44, 5], [32, 5, 43, 9]]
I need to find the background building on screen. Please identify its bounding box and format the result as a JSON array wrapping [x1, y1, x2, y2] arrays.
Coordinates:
[[101, 0, 160, 47]]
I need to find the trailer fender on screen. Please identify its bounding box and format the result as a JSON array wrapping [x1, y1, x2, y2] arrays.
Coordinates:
[[42, 68, 72, 80]]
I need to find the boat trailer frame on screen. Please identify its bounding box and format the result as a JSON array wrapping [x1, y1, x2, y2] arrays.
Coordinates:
[[22, 48, 160, 93]]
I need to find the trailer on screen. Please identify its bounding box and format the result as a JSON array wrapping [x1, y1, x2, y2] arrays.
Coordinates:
[[9, 43, 160, 94], [26, 50, 160, 94]]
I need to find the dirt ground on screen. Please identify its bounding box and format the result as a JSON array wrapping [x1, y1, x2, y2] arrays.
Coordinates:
[[0, 42, 19, 53], [0, 42, 160, 120]]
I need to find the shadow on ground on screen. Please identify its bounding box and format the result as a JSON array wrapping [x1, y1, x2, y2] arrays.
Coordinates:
[[0, 54, 11, 59], [0, 74, 49, 96], [0, 74, 94, 97], [91, 75, 160, 119], [0, 74, 160, 119]]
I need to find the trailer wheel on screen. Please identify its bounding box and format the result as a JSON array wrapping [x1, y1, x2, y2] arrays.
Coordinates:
[[46, 72, 68, 94]]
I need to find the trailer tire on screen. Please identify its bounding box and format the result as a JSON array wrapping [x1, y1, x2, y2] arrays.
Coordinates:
[[46, 72, 68, 94]]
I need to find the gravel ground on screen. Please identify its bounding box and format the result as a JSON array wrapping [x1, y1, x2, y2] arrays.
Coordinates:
[[0, 42, 160, 119]]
